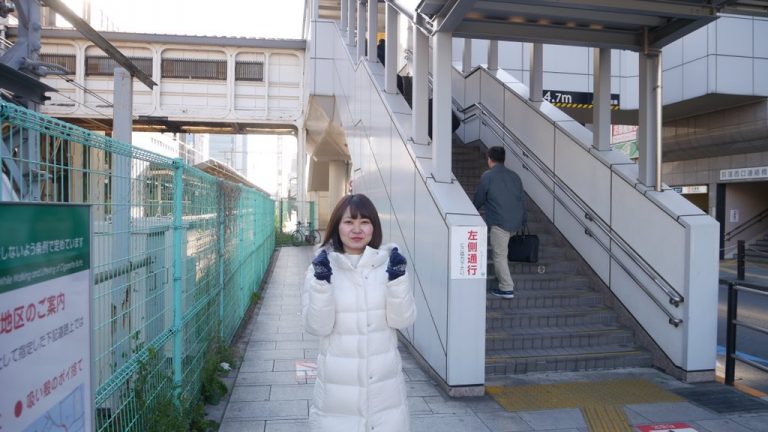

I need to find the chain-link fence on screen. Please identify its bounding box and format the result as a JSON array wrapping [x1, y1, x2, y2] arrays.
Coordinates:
[[1, 101, 275, 431]]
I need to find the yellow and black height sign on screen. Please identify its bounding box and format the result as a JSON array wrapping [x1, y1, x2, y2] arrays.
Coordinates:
[[543, 90, 620, 110]]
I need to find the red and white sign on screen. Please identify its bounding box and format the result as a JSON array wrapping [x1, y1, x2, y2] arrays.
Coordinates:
[[637, 423, 698, 432], [295, 360, 317, 383], [450, 226, 487, 279]]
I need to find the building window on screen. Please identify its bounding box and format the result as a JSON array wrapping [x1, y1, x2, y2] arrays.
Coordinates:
[[235, 61, 264, 81], [39, 54, 76, 75], [161, 58, 226, 80], [85, 56, 153, 76]]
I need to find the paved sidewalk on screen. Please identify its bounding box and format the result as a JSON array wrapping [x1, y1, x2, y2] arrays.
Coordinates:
[[215, 246, 768, 432]]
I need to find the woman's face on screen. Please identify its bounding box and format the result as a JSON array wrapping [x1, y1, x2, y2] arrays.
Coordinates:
[[338, 207, 373, 255]]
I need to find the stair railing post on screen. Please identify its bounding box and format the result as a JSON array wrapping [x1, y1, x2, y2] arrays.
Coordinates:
[[737, 240, 745, 281], [725, 281, 738, 386]]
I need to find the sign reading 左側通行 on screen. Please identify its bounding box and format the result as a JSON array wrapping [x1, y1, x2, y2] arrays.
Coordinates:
[[0, 203, 93, 432], [451, 226, 487, 279]]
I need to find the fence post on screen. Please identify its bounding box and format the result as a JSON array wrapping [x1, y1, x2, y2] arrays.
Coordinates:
[[310, 201, 316, 231], [737, 240, 745, 281], [172, 158, 184, 393], [239, 186, 246, 300], [725, 281, 738, 385], [219, 181, 225, 339]]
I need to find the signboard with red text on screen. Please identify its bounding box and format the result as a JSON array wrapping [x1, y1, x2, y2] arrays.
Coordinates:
[[450, 226, 487, 279], [0, 204, 92, 432]]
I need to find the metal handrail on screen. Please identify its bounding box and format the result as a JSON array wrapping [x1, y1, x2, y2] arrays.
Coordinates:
[[460, 102, 684, 326], [725, 206, 768, 241], [724, 279, 768, 385]]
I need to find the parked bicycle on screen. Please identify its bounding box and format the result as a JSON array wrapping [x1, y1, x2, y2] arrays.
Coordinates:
[[291, 221, 322, 246]]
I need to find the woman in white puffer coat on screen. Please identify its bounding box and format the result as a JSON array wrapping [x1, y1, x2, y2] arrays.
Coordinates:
[[302, 194, 417, 432]]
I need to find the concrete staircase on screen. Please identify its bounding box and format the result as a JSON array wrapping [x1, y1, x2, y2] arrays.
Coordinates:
[[452, 137, 653, 376], [747, 233, 768, 264]]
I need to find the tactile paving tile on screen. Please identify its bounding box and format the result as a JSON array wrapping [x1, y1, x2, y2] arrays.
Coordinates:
[[487, 378, 684, 411]]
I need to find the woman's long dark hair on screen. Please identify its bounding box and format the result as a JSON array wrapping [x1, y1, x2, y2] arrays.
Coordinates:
[[322, 194, 382, 252]]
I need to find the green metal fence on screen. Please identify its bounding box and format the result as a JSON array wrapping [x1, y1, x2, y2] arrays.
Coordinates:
[[0, 101, 275, 431]]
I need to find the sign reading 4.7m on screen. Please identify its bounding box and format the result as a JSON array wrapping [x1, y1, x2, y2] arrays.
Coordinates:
[[543, 90, 620, 109], [0, 203, 93, 432]]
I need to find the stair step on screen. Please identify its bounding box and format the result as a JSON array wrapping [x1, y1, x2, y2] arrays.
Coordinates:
[[486, 288, 603, 310], [507, 260, 580, 274], [486, 274, 592, 291], [486, 306, 617, 329], [486, 325, 637, 351], [486, 345, 653, 375]]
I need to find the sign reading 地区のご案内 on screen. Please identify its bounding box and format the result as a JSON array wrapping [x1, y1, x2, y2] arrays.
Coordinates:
[[0, 203, 93, 432]]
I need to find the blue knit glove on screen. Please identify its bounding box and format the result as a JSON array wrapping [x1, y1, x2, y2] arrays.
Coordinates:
[[386, 247, 407, 281], [312, 250, 332, 283]]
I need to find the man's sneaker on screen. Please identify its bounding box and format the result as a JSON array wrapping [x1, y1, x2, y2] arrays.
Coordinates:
[[490, 288, 514, 299]]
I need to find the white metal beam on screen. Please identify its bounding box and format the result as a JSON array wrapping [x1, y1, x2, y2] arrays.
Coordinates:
[[592, 48, 611, 151], [432, 31, 452, 183]]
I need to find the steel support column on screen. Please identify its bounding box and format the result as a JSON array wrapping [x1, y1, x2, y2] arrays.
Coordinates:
[[329, 160, 346, 210], [367, 0, 377, 62], [412, 26, 429, 144], [593, 48, 612, 151], [385, 4, 398, 92], [357, 0, 366, 60], [111, 67, 133, 376], [462, 38, 472, 74], [530, 43, 543, 102], [638, 50, 662, 190], [488, 40, 498, 71], [341, 0, 348, 34], [297, 126, 307, 222], [347, 0, 356, 45], [432, 31, 452, 183]]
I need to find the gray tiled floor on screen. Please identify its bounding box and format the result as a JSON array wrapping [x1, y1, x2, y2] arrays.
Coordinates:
[[214, 246, 768, 432]]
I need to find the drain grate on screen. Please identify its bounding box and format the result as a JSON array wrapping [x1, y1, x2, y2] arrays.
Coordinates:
[[672, 383, 768, 414]]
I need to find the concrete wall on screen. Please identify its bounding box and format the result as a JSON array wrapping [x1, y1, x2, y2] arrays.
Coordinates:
[[308, 18, 488, 390], [664, 150, 768, 188]]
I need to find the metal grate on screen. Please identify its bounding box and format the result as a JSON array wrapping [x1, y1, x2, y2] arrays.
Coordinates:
[[673, 383, 768, 414], [161, 58, 226, 80], [86, 55, 153, 77], [39, 53, 76, 74], [235, 61, 264, 81]]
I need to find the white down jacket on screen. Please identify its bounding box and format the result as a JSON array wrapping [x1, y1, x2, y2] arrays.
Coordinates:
[[302, 243, 417, 432]]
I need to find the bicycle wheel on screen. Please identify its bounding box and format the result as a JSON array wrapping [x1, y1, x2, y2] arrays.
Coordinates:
[[291, 231, 304, 246], [310, 230, 322, 245]]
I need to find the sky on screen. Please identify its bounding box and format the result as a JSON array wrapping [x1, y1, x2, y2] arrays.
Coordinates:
[[61, 0, 306, 39]]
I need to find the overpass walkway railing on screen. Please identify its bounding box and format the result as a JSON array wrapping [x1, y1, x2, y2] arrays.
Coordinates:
[[0, 101, 275, 431]]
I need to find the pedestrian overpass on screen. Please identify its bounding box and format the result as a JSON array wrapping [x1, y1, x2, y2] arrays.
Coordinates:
[[22, 28, 306, 134]]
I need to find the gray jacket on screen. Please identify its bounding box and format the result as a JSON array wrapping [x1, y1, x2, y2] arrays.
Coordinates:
[[473, 163, 527, 232]]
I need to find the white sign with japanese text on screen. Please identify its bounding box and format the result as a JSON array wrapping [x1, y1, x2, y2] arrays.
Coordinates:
[[450, 226, 487, 279], [720, 166, 768, 181], [0, 204, 92, 432]]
